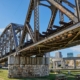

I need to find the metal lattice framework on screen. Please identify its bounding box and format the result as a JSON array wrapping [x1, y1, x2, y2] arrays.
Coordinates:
[[0, 23, 23, 57], [0, 0, 80, 62]]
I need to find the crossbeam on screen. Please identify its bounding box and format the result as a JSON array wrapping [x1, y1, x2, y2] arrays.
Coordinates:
[[48, 0, 78, 22]]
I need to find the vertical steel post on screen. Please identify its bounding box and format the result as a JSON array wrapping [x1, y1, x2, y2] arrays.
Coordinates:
[[34, 0, 40, 42], [59, 0, 64, 26], [59, 12, 64, 22], [75, 0, 80, 21]]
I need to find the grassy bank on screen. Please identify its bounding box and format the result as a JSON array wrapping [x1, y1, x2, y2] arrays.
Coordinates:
[[0, 69, 80, 80]]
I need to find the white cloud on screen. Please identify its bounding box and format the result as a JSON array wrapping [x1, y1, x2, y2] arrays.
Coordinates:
[[70, 45, 80, 52], [0, 28, 4, 33]]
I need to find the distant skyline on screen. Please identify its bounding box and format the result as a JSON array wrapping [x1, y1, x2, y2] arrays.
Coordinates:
[[0, 0, 80, 57], [50, 45, 80, 57]]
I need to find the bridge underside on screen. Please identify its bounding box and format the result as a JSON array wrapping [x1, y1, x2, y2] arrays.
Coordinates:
[[19, 23, 80, 56]]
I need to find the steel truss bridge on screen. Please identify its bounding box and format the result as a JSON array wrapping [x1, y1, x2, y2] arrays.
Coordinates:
[[0, 0, 80, 62]]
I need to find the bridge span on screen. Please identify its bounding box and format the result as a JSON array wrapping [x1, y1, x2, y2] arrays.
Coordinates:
[[0, 0, 80, 78]]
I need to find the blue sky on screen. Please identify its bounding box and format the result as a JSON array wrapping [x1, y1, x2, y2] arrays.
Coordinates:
[[0, 0, 80, 57]]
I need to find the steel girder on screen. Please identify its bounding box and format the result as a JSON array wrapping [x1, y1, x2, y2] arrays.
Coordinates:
[[20, 0, 35, 45], [0, 23, 23, 57], [20, 0, 79, 47], [34, 0, 40, 42], [47, 5, 58, 30], [20, 0, 57, 44]]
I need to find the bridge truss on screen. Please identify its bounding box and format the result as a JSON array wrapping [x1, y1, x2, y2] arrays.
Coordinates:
[[0, 0, 80, 62]]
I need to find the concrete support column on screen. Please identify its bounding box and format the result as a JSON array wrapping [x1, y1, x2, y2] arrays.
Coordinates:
[[4, 61, 8, 67], [64, 60, 66, 69], [74, 59, 76, 69], [61, 59, 65, 69], [45, 57, 49, 65], [8, 55, 15, 65], [8, 55, 20, 78], [56, 62, 58, 69], [53, 61, 55, 69], [61, 60, 63, 68], [8, 55, 49, 78]]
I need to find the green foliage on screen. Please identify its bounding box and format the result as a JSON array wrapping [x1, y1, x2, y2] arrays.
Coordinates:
[[0, 69, 80, 80], [50, 69, 54, 73]]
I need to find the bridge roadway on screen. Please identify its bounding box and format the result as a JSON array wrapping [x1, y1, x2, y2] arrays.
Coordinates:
[[0, 22, 80, 63]]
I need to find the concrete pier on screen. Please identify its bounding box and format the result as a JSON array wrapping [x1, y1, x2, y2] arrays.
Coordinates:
[[74, 60, 76, 69], [8, 55, 49, 78]]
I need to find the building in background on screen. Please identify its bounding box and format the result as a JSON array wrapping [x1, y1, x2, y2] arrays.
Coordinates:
[[45, 52, 50, 57], [55, 51, 62, 58], [77, 54, 80, 57], [67, 53, 73, 57]]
